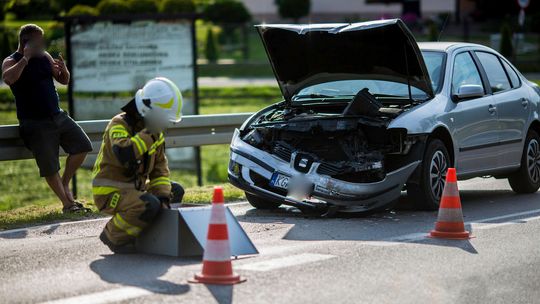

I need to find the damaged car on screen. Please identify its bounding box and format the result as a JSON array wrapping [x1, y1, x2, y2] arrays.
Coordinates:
[[228, 19, 540, 215]]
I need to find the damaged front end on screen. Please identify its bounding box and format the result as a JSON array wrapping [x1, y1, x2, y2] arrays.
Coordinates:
[[229, 94, 427, 214]]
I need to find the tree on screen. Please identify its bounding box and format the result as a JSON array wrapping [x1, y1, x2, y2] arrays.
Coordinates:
[[159, 0, 195, 13], [500, 22, 514, 60], [203, 0, 251, 24], [96, 0, 130, 15], [275, 0, 310, 23], [205, 27, 219, 63], [128, 0, 157, 13], [66, 4, 99, 16]]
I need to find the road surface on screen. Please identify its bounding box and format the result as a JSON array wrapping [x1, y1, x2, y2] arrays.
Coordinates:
[[1, 177, 539, 304]]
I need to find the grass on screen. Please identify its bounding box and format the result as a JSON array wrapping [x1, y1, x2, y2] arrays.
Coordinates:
[[0, 85, 282, 230]]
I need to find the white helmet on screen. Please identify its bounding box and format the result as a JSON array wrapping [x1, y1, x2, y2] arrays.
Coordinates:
[[134, 77, 183, 125]]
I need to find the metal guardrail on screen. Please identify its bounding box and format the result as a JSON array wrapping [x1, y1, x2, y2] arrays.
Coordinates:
[[0, 113, 252, 161]]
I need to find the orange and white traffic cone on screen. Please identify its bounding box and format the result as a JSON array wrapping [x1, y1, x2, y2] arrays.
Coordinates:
[[429, 168, 471, 240], [189, 186, 246, 285]]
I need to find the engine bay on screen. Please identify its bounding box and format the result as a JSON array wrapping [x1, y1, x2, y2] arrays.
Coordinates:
[[241, 101, 412, 183]]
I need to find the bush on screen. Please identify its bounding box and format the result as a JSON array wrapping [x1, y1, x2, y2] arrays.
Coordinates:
[[127, 0, 157, 13], [66, 5, 99, 16], [54, 0, 101, 12], [159, 0, 195, 13], [3, 0, 59, 19], [96, 0, 130, 15], [428, 21, 438, 42], [0, 26, 16, 60], [205, 27, 219, 63], [500, 22, 514, 59], [275, 0, 310, 22], [203, 0, 251, 24]]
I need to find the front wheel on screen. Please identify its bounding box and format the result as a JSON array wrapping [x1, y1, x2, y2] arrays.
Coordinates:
[[245, 192, 282, 209], [508, 130, 540, 194], [407, 139, 450, 210]]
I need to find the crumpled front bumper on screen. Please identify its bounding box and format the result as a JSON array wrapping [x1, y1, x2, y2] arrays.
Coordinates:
[[228, 129, 420, 212]]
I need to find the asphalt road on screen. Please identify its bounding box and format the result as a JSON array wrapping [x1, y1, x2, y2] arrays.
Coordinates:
[[1, 177, 540, 304]]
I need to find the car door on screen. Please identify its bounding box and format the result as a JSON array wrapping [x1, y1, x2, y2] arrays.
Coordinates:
[[449, 51, 500, 175], [474, 51, 528, 169]]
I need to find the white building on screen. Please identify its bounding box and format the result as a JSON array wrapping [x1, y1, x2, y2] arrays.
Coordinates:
[[240, 0, 456, 22]]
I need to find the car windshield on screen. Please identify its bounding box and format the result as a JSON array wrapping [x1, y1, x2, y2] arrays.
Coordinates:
[[293, 51, 445, 102]]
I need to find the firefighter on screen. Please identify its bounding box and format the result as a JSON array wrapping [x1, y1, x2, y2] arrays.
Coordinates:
[[93, 77, 185, 254]]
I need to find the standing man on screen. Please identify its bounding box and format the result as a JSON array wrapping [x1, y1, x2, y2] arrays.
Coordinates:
[[2, 24, 93, 213], [93, 77, 185, 253]]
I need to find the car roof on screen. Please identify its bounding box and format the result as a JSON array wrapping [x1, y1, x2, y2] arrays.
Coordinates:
[[418, 42, 488, 52]]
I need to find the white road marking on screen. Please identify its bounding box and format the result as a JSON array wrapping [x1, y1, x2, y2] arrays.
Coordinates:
[[237, 253, 335, 271], [39, 286, 153, 304]]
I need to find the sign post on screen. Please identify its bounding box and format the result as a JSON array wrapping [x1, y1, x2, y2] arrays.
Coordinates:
[[60, 14, 202, 195]]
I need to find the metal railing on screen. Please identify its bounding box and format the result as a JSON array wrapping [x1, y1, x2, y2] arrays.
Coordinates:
[[0, 113, 253, 161]]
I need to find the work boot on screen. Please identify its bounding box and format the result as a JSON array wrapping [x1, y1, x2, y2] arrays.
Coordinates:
[[99, 231, 137, 254]]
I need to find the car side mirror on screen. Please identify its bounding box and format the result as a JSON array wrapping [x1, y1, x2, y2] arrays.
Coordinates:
[[453, 84, 484, 101]]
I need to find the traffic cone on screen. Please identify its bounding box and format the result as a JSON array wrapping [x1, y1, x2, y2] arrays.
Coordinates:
[[189, 186, 246, 285], [429, 168, 471, 240]]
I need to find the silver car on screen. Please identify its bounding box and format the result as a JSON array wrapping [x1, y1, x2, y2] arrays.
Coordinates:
[[228, 19, 540, 215]]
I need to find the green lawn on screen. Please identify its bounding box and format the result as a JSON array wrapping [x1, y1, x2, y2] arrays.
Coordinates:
[[0, 85, 282, 230]]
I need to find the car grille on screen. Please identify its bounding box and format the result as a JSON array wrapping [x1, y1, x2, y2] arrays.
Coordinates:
[[317, 162, 342, 175], [272, 143, 292, 162]]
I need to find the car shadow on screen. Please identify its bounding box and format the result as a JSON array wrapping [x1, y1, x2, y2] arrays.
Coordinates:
[[89, 254, 194, 295], [238, 189, 540, 254]]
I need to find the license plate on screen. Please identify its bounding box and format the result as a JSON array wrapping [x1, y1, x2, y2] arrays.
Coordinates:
[[270, 172, 290, 190]]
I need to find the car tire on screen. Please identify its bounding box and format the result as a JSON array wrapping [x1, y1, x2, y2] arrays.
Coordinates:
[[245, 192, 282, 209], [508, 130, 540, 194], [407, 138, 450, 210]]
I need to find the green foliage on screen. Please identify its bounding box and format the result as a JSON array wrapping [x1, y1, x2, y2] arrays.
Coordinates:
[[203, 0, 251, 24], [127, 0, 157, 13], [0, 26, 16, 60], [3, 0, 60, 19], [66, 4, 99, 16], [53, 0, 101, 12], [428, 22, 438, 42], [159, 0, 195, 13], [206, 161, 227, 183], [275, 0, 310, 22], [205, 27, 218, 63], [500, 22, 514, 59], [96, 0, 130, 15]]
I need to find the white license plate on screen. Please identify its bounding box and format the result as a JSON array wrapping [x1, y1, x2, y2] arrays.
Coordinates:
[[270, 172, 290, 190]]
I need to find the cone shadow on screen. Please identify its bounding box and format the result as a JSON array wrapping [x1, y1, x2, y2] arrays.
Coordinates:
[[205, 284, 234, 304]]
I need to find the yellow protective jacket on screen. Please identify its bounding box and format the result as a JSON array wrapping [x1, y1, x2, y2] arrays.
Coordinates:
[[92, 113, 171, 199]]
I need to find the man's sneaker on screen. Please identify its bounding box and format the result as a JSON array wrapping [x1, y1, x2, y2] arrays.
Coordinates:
[[99, 231, 137, 254]]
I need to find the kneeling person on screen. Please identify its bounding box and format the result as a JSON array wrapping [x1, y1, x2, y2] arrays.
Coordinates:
[[93, 77, 185, 253]]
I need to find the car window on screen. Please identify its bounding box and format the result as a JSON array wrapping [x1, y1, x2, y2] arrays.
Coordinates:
[[421, 51, 445, 93], [451, 52, 484, 96], [501, 59, 520, 88], [475, 52, 511, 93]]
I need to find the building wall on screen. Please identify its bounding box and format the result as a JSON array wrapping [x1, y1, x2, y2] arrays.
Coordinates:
[[241, 0, 456, 22]]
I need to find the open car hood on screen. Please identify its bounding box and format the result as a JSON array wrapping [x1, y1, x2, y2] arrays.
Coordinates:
[[256, 19, 434, 101]]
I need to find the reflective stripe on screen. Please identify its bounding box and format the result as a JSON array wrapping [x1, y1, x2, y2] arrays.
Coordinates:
[[148, 176, 170, 188], [109, 125, 129, 138], [110, 192, 120, 208], [158, 77, 183, 120], [111, 130, 129, 138], [130, 135, 147, 155], [92, 147, 104, 178], [92, 186, 119, 195], [154, 97, 174, 109], [113, 213, 141, 236], [148, 134, 165, 155]]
